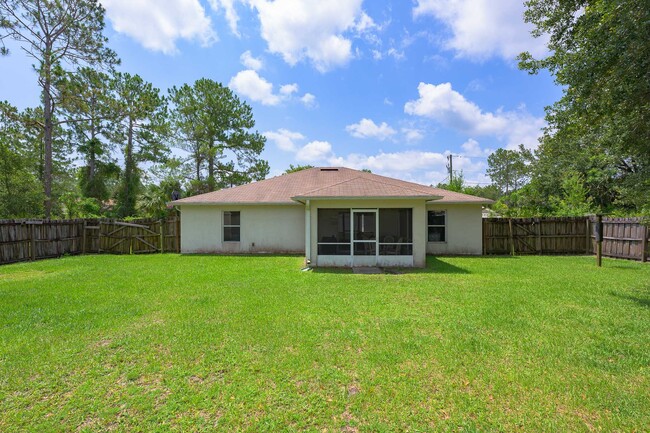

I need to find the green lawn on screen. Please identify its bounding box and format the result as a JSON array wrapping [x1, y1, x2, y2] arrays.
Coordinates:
[[0, 255, 649, 432]]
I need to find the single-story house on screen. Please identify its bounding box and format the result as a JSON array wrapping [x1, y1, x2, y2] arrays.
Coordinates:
[[170, 167, 493, 267]]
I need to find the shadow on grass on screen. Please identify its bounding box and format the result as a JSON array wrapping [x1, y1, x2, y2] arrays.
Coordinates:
[[610, 291, 650, 308], [310, 267, 353, 274]]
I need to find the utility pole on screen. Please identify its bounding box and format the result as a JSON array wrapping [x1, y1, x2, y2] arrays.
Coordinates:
[[446, 154, 453, 184]]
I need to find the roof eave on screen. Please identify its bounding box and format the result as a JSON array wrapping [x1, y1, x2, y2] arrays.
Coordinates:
[[169, 201, 300, 206], [291, 195, 442, 201], [427, 199, 494, 205]]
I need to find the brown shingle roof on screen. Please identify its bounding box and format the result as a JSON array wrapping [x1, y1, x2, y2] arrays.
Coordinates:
[[171, 167, 493, 205]]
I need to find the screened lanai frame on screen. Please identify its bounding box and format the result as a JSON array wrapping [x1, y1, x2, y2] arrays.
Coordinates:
[[316, 208, 413, 258]]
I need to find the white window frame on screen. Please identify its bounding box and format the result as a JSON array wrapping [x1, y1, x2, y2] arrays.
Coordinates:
[[427, 210, 447, 243], [223, 211, 241, 242]]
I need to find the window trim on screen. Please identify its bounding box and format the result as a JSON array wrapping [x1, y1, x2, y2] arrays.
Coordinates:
[[427, 209, 447, 243], [223, 210, 241, 243]]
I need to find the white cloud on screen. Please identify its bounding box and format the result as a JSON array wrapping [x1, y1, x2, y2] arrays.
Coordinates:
[[229, 70, 317, 109], [228, 70, 280, 106], [461, 138, 492, 157], [296, 140, 333, 162], [279, 83, 299, 96], [404, 82, 544, 148], [264, 129, 305, 152], [208, 0, 240, 36], [248, 0, 366, 72], [300, 93, 317, 108], [413, 0, 547, 61], [346, 118, 397, 141], [101, 0, 216, 54], [240, 50, 263, 70], [401, 128, 424, 143]]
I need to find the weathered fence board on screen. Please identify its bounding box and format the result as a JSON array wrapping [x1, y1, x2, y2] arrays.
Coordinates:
[[484, 216, 649, 261], [0, 217, 180, 265]]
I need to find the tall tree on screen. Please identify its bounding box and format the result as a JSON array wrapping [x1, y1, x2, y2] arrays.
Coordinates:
[[486, 146, 533, 194], [111, 72, 169, 218], [0, 102, 42, 217], [168, 79, 269, 195], [0, 0, 118, 217], [519, 0, 650, 212], [58, 67, 120, 201]]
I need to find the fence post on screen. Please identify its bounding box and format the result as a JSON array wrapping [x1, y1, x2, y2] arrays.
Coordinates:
[[482, 218, 487, 255], [508, 218, 515, 256], [176, 216, 180, 253], [585, 218, 591, 254], [160, 221, 164, 254], [30, 222, 36, 261], [642, 225, 648, 263], [536, 218, 542, 255], [596, 215, 603, 267], [82, 220, 87, 255]]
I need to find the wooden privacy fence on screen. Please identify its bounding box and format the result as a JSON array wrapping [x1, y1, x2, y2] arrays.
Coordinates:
[[483, 216, 649, 262], [0, 217, 180, 265]]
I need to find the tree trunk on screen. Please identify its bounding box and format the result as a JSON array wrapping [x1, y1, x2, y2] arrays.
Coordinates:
[[207, 142, 215, 192], [42, 56, 53, 218]]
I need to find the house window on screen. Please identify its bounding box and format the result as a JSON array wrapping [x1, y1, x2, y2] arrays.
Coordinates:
[[317, 209, 350, 255], [428, 210, 446, 242], [223, 211, 240, 242]]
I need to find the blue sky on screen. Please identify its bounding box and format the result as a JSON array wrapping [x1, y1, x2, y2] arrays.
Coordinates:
[[0, 0, 561, 186]]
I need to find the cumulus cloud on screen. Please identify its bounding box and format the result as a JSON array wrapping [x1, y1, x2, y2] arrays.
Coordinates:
[[279, 83, 299, 96], [264, 129, 305, 152], [401, 128, 425, 143], [277, 128, 487, 185], [296, 140, 333, 162], [229, 70, 317, 108], [240, 50, 263, 70], [413, 0, 547, 61], [248, 0, 368, 72], [228, 70, 280, 106], [300, 93, 317, 108], [208, 0, 240, 36], [461, 138, 492, 157], [404, 82, 544, 148], [101, 0, 216, 54], [346, 118, 397, 141]]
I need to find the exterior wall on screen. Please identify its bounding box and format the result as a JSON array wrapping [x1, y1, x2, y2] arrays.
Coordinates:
[[308, 199, 428, 267], [426, 203, 483, 255], [180, 204, 305, 254]]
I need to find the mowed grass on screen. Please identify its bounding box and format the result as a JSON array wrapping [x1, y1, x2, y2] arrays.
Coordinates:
[[0, 255, 649, 432]]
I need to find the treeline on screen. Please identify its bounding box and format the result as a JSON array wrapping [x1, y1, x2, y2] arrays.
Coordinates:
[[0, 1, 268, 220], [439, 0, 649, 218]]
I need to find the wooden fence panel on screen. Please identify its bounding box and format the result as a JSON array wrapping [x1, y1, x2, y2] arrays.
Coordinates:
[[597, 217, 648, 261], [483, 217, 590, 256], [0, 217, 179, 265]]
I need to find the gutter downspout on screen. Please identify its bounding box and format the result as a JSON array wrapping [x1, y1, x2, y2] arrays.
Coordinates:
[[305, 200, 311, 265]]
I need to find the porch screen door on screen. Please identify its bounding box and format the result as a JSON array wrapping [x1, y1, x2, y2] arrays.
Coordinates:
[[352, 209, 377, 266]]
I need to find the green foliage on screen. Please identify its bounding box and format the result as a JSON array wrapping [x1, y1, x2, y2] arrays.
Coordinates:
[[168, 79, 269, 194], [486, 146, 533, 194], [0, 0, 119, 217], [58, 67, 120, 201], [0, 103, 43, 217], [111, 72, 169, 218], [284, 164, 314, 174], [519, 0, 650, 213], [59, 192, 101, 219], [437, 170, 466, 192]]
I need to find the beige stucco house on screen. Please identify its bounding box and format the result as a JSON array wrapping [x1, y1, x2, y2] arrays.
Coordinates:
[[170, 167, 492, 267]]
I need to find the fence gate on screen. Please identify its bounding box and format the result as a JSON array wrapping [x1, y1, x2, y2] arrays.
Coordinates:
[[94, 221, 162, 254]]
